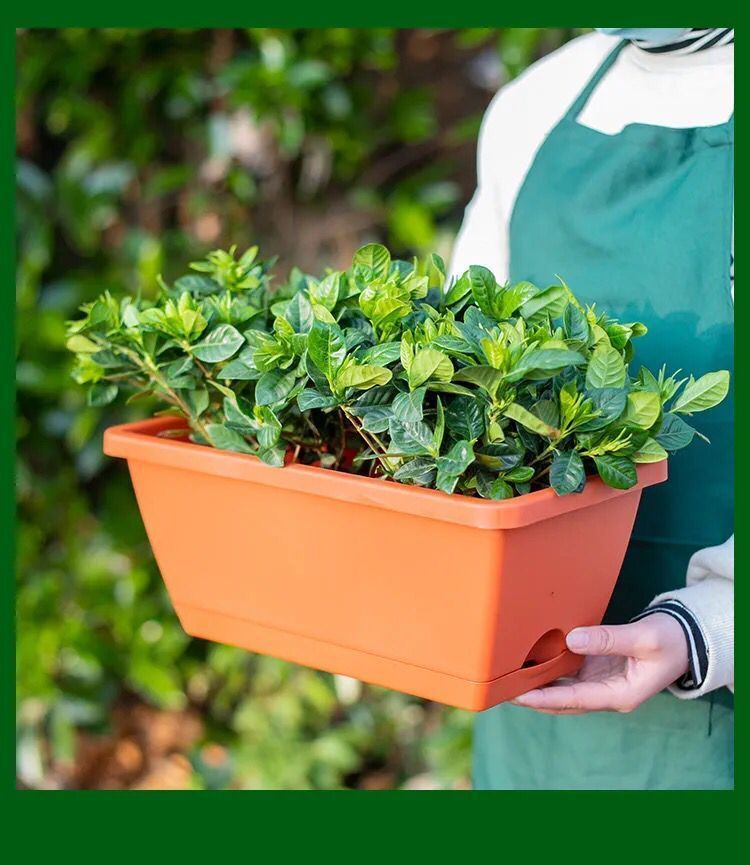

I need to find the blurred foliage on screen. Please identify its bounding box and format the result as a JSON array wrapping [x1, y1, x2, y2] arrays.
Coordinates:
[[16, 27, 580, 789]]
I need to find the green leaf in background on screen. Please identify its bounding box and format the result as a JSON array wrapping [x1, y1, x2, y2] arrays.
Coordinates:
[[87, 382, 118, 407], [672, 371, 730, 414], [192, 324, 244, 363]]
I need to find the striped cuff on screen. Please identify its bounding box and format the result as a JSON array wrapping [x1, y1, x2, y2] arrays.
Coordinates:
[[631, 600, 708, 691]]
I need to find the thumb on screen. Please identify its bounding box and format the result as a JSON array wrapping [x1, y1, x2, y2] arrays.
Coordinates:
[[566, 623, 641, 657]]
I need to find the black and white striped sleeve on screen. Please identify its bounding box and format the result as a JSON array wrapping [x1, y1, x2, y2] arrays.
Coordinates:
[[631, 600, 708, 691]]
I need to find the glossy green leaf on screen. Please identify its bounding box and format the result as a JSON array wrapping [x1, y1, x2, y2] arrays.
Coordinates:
[[550, 450, 585, 495], [586, 344, 627, 389], [623, 390, 661, 429], [192, 324, 244, 363], [255, 368, 298, 406], [593, 455, 637, 489], [672, 371, 730, 414], [307, 320, 347, 381], [205, 423, 254, 454]]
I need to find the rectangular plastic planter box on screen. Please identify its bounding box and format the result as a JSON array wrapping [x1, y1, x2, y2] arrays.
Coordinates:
[[105, 417, 667, 711]]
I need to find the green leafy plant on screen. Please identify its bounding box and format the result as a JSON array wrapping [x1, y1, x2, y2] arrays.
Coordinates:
[[67, 244, 729, 498]]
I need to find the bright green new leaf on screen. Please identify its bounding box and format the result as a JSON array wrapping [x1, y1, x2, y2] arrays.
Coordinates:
[[586, 344, 627, 389], [623, 390, 661, 430], [335, 364, 392, 391], [633, 438, 669, 463], [504, 403, 559, 438], [672, 371, 730, 414], [407, 348, 453, 390], [353, 243, 391, 278]]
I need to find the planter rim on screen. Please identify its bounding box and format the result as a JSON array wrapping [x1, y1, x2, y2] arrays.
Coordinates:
[[104, 417, 668, 530]]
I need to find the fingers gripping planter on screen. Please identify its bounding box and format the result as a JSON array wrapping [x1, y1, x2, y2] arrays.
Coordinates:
[[105, 417, 667, 711]]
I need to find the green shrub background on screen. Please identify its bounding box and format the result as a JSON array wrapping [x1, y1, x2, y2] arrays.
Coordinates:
[[16, 27, 579, 790]]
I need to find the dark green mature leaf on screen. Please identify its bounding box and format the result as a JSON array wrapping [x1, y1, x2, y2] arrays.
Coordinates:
[[655, 413, 696, 451], [582, 387, 628, 430], [393, 457, 437, 487], [594, 455, 637, 489], [476, 442, 524, 472], [445, 396, 485, 441], [205, 424, 254, 453], [476, 472, 514, 500], [192, 324, 244, 362], [297, 389, 339, 411], [392, 387, 426, 423], [358, 342, 401, 366], [563, 302, 589, 343], [550, 450, 585, 496], [388, 418, 434, 456], [436, 440, 474, 476]]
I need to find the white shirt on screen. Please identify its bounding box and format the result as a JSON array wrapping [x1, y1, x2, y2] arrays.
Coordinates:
[[450, 33, 734, 696]]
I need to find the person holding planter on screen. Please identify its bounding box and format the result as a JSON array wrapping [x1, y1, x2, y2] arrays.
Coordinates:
[[451, 28, 734, 789]]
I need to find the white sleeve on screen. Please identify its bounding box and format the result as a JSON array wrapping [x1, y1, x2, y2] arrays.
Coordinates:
[[448, 92, 509, 283], [647, 537, 734, 698]]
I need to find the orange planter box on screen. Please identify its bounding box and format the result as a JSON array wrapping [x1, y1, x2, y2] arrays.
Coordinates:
[[104, 417, 667, 711]]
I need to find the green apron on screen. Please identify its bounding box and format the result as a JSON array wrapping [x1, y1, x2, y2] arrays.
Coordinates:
[[474, 41, 734, 790]]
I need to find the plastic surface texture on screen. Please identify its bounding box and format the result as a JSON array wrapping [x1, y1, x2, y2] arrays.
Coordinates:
[[104, 418, 668, 711]]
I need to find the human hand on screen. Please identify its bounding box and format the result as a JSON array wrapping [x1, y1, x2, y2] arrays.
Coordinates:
[[512, 613, 689, 714]]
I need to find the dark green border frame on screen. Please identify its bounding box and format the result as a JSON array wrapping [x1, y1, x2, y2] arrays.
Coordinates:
[[4, 1, 740, 848]]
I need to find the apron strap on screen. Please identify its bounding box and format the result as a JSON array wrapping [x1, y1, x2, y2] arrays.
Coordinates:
[[565, 40, 629, 122]]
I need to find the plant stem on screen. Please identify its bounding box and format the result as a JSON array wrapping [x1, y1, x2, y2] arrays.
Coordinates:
[[340, 407, 394, 474]]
